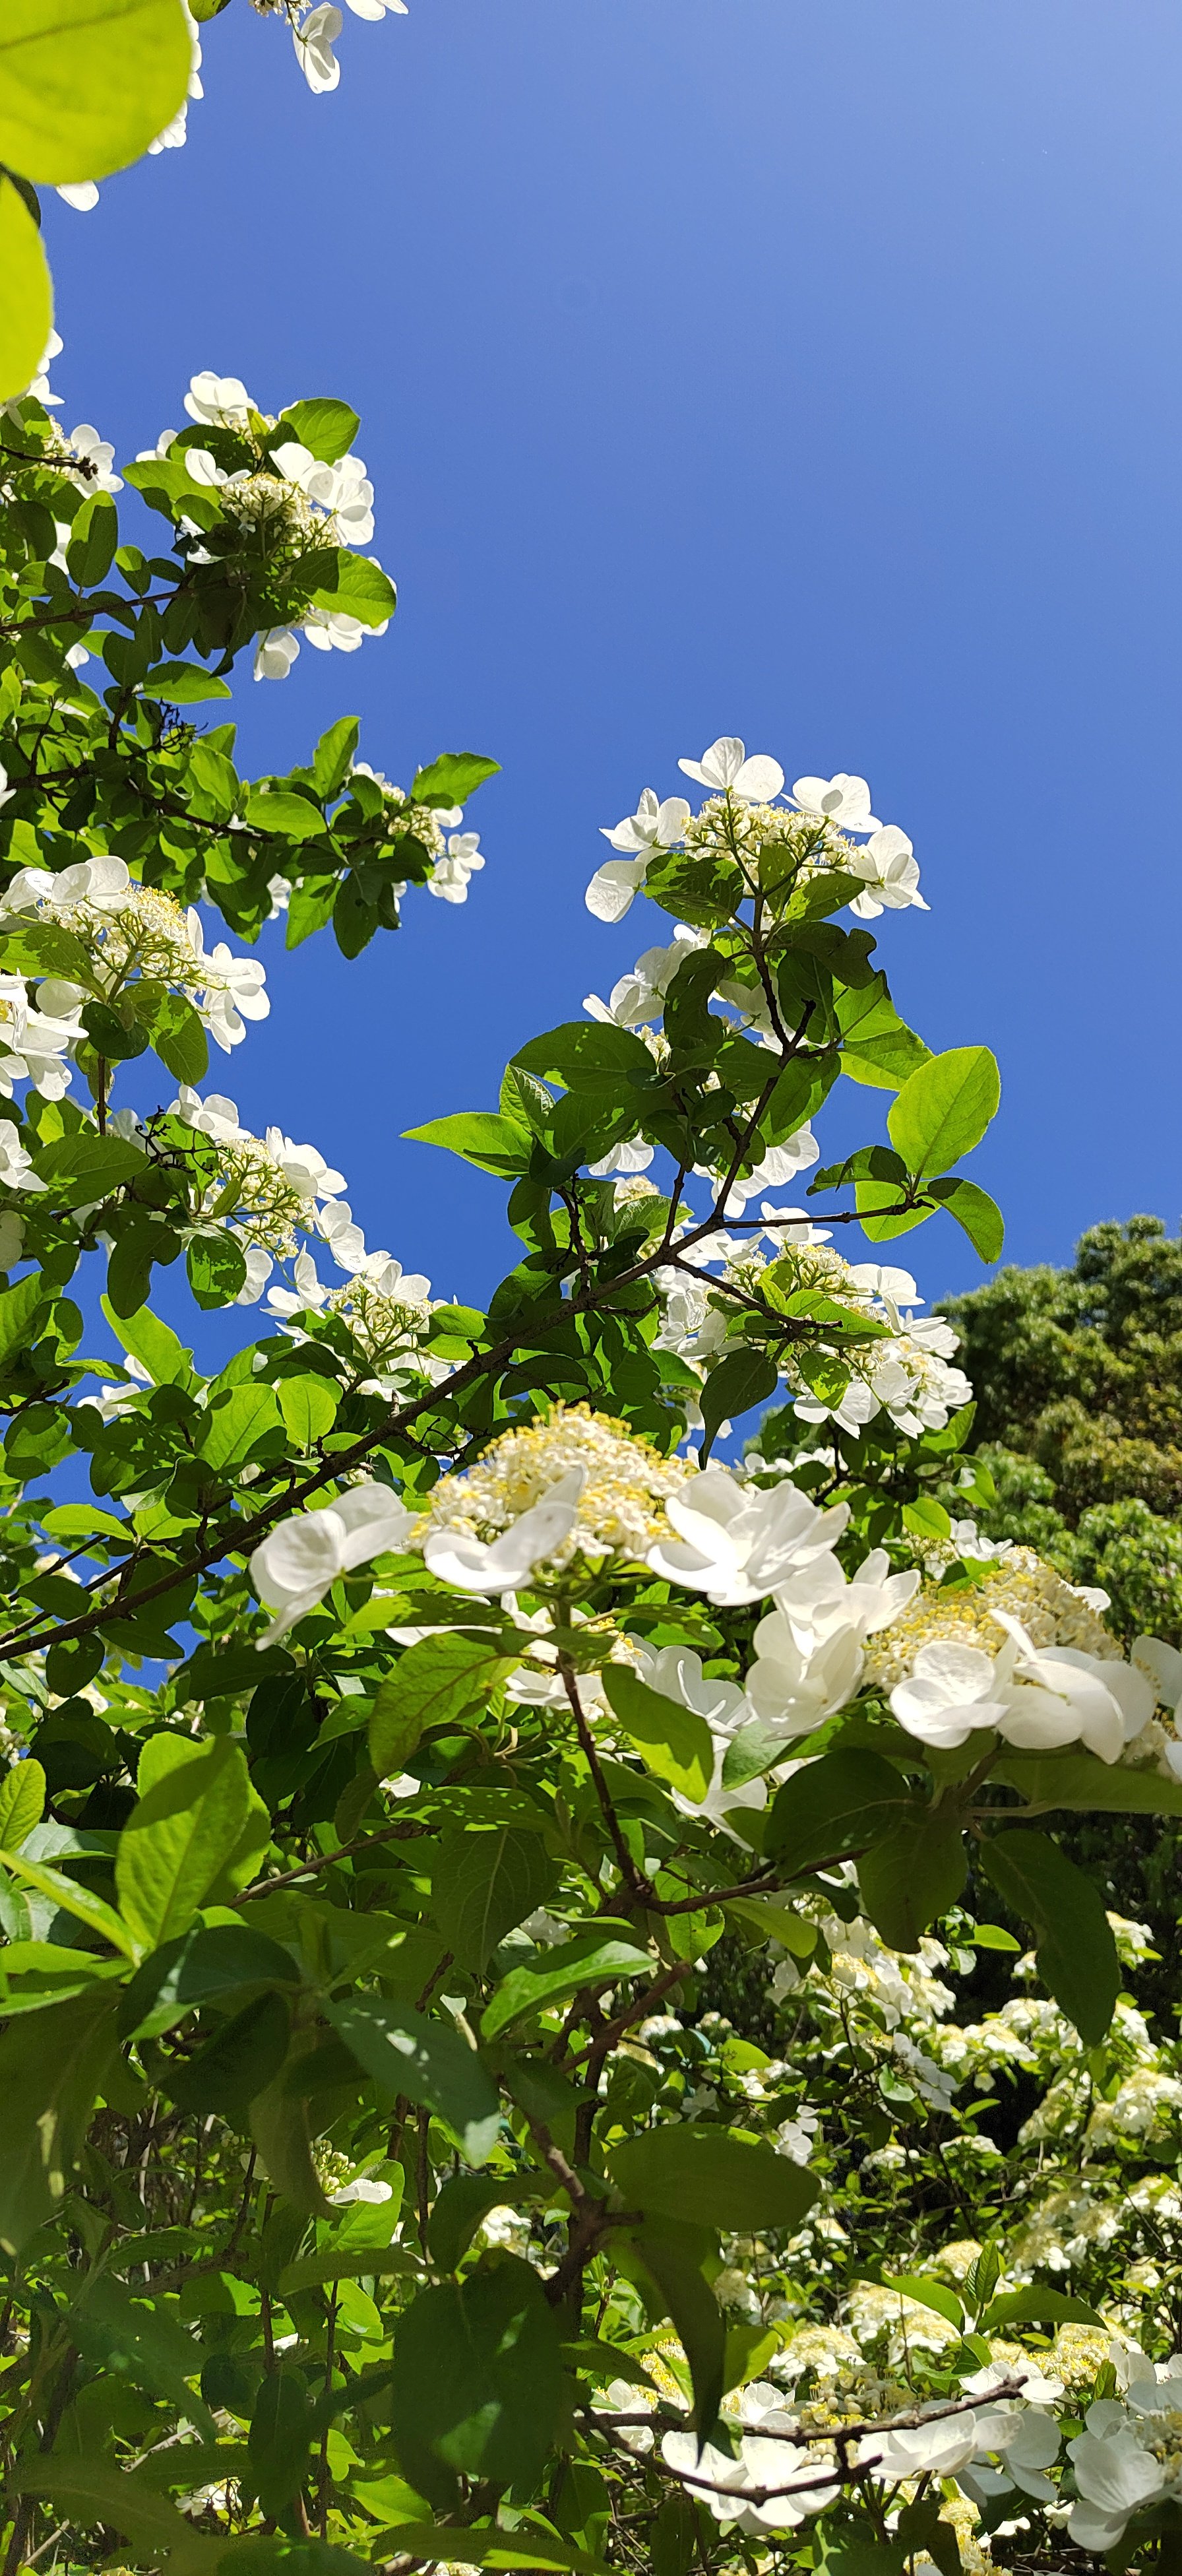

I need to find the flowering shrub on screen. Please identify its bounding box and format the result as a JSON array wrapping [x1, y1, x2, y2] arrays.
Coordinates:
[[1, 342, 1181, 2576]]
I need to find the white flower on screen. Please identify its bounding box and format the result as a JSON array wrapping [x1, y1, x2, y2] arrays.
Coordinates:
[[255, 628, 301, 682], [859, 2410, 980, 2480], [587, 1140, 654, 1178], [646, 1471, 849, 1607], [790, 773, 881, 834], [0, 1126, 46, 1194], [263, 1130, 346, 1202], [55, 183, 100, 212], [317, 1200, 369, 1274], [428, 832, 484, 904], [344, 0, 407, 16], [890, 1617, 1152, 1763], [171, 1085, 247, 1144], [422, 1469, 585, 1594], [890, 1640, 1012, 1750], [846, 825, 928, 918], [184, 373, 253, 430], [182, 921, 269, 1050], [327, 2174, 394, 2206], [235, 1244, 274, 1305], [250, 1482, 416, 1644], [266, 1250, 330, 1318], [635, 1640, 747, 1735], [68, 424, 121, 493], [770, 1547, 921, 1653], [678, 738, 786, 802], [758, 1204, 832, 1249], [1134, 1634, 1182, 1717], [745, 1618, 865, 1741], [1067, 2417, 1164, 2551], [991, 1611, 1152, 1761], [586, 790, 690, 922], [601, 789, 690, 858], [294, 2, 342, 90], [774, 2104, 819, 2164], [716, 1133, 820, 1213]]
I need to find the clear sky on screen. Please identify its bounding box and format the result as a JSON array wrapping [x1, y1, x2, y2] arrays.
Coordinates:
[[39, 0, 1182, 1330]]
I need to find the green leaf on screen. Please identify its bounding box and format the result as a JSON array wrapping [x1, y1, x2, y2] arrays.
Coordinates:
[[836, 976, 933, 1093], [410, 752, 501, 806], [993, 1749, 1182, 1817], [389, 2259, 563, 2507], [243, 787, 329, 841], [115, 1735, 254, 1951], [66, 491, 118, 586], [309, 550, 396, 627], [427, 2173, 542, 2274], [882, 2272, 964, 2329], [925, 1176, 1005, 1262], [369, 1631, 518, 1776], [0, 0, 192, 183], [186, 1231, 248, 1309], [609, 2125, 819, 2232], [0, 1844, 138, 1956], [404, 1111, 531, 1178], [80, 1000, 149, 1062], [0, 174, 51, 401], [106, 1212, 179, 1317], [699, 1345, 779, 1463], [328, 1996, 503, 2162], [625, 2216, 726, 2436], [381, 2526, 613, 2576], [0, 1269, 47, 1366], [165, 1988, 291, 2116], [513, 1019, 654, 1097], [0, 1987, 121, 2252], [141, 662, 232, 704], [277, 1372, 339, 1448], [431, 1825, 557, 1972], [249, 2075, 330, 2218], [480, 1931, 652, 2042], [134, 986, 209, 1083], [198, 1382, 280, 1470], [0, 1755, 44, 1850], [887, 1045, 1001, 1178], [70, 2272, 214, 2438], [311, 714, 359, 798], [118, 1922, 300, 2038], [13, 2457, 217, 2574], [857, 1803, 968, 1951], [601, 1665, 714, 1802], [720, 1717, 799, 1791], [979, 1828, 1119, 2044], [249, 2364, 313, 2518], [33, 1133, 146, 1206], [274, 397, 359, 463], [982, 2284, 1105, 2333], [100, 1294, 191, 1386], [765, 1747, 912, 1875]]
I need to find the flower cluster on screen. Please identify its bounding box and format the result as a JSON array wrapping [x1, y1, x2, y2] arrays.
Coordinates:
[[171, 1085, 375, 1302], [137, 373, 393, 681], [0, 855, 268, 1055], [657, 1242, 972, 1439], [586, 735, 927, 925]]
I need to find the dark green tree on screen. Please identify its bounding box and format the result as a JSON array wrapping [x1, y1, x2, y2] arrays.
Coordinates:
[[943, 1214, 1182, 1644]]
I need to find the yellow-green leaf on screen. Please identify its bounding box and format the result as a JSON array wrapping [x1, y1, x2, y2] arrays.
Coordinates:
[[0, 0, 192, 184], [0, 174, 51, 402]]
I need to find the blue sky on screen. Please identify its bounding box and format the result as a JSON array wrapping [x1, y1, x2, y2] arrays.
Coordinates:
[[40, 0, 1182, 1333]]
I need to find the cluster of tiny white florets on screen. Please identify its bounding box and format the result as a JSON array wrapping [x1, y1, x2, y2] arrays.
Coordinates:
[[412, 1403, 691, 1567], [0, 855, 267, 1055], [324, 1268, 435, 1362], [862, 1548, 1120, 1688], [684, 793, 855, 886]]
